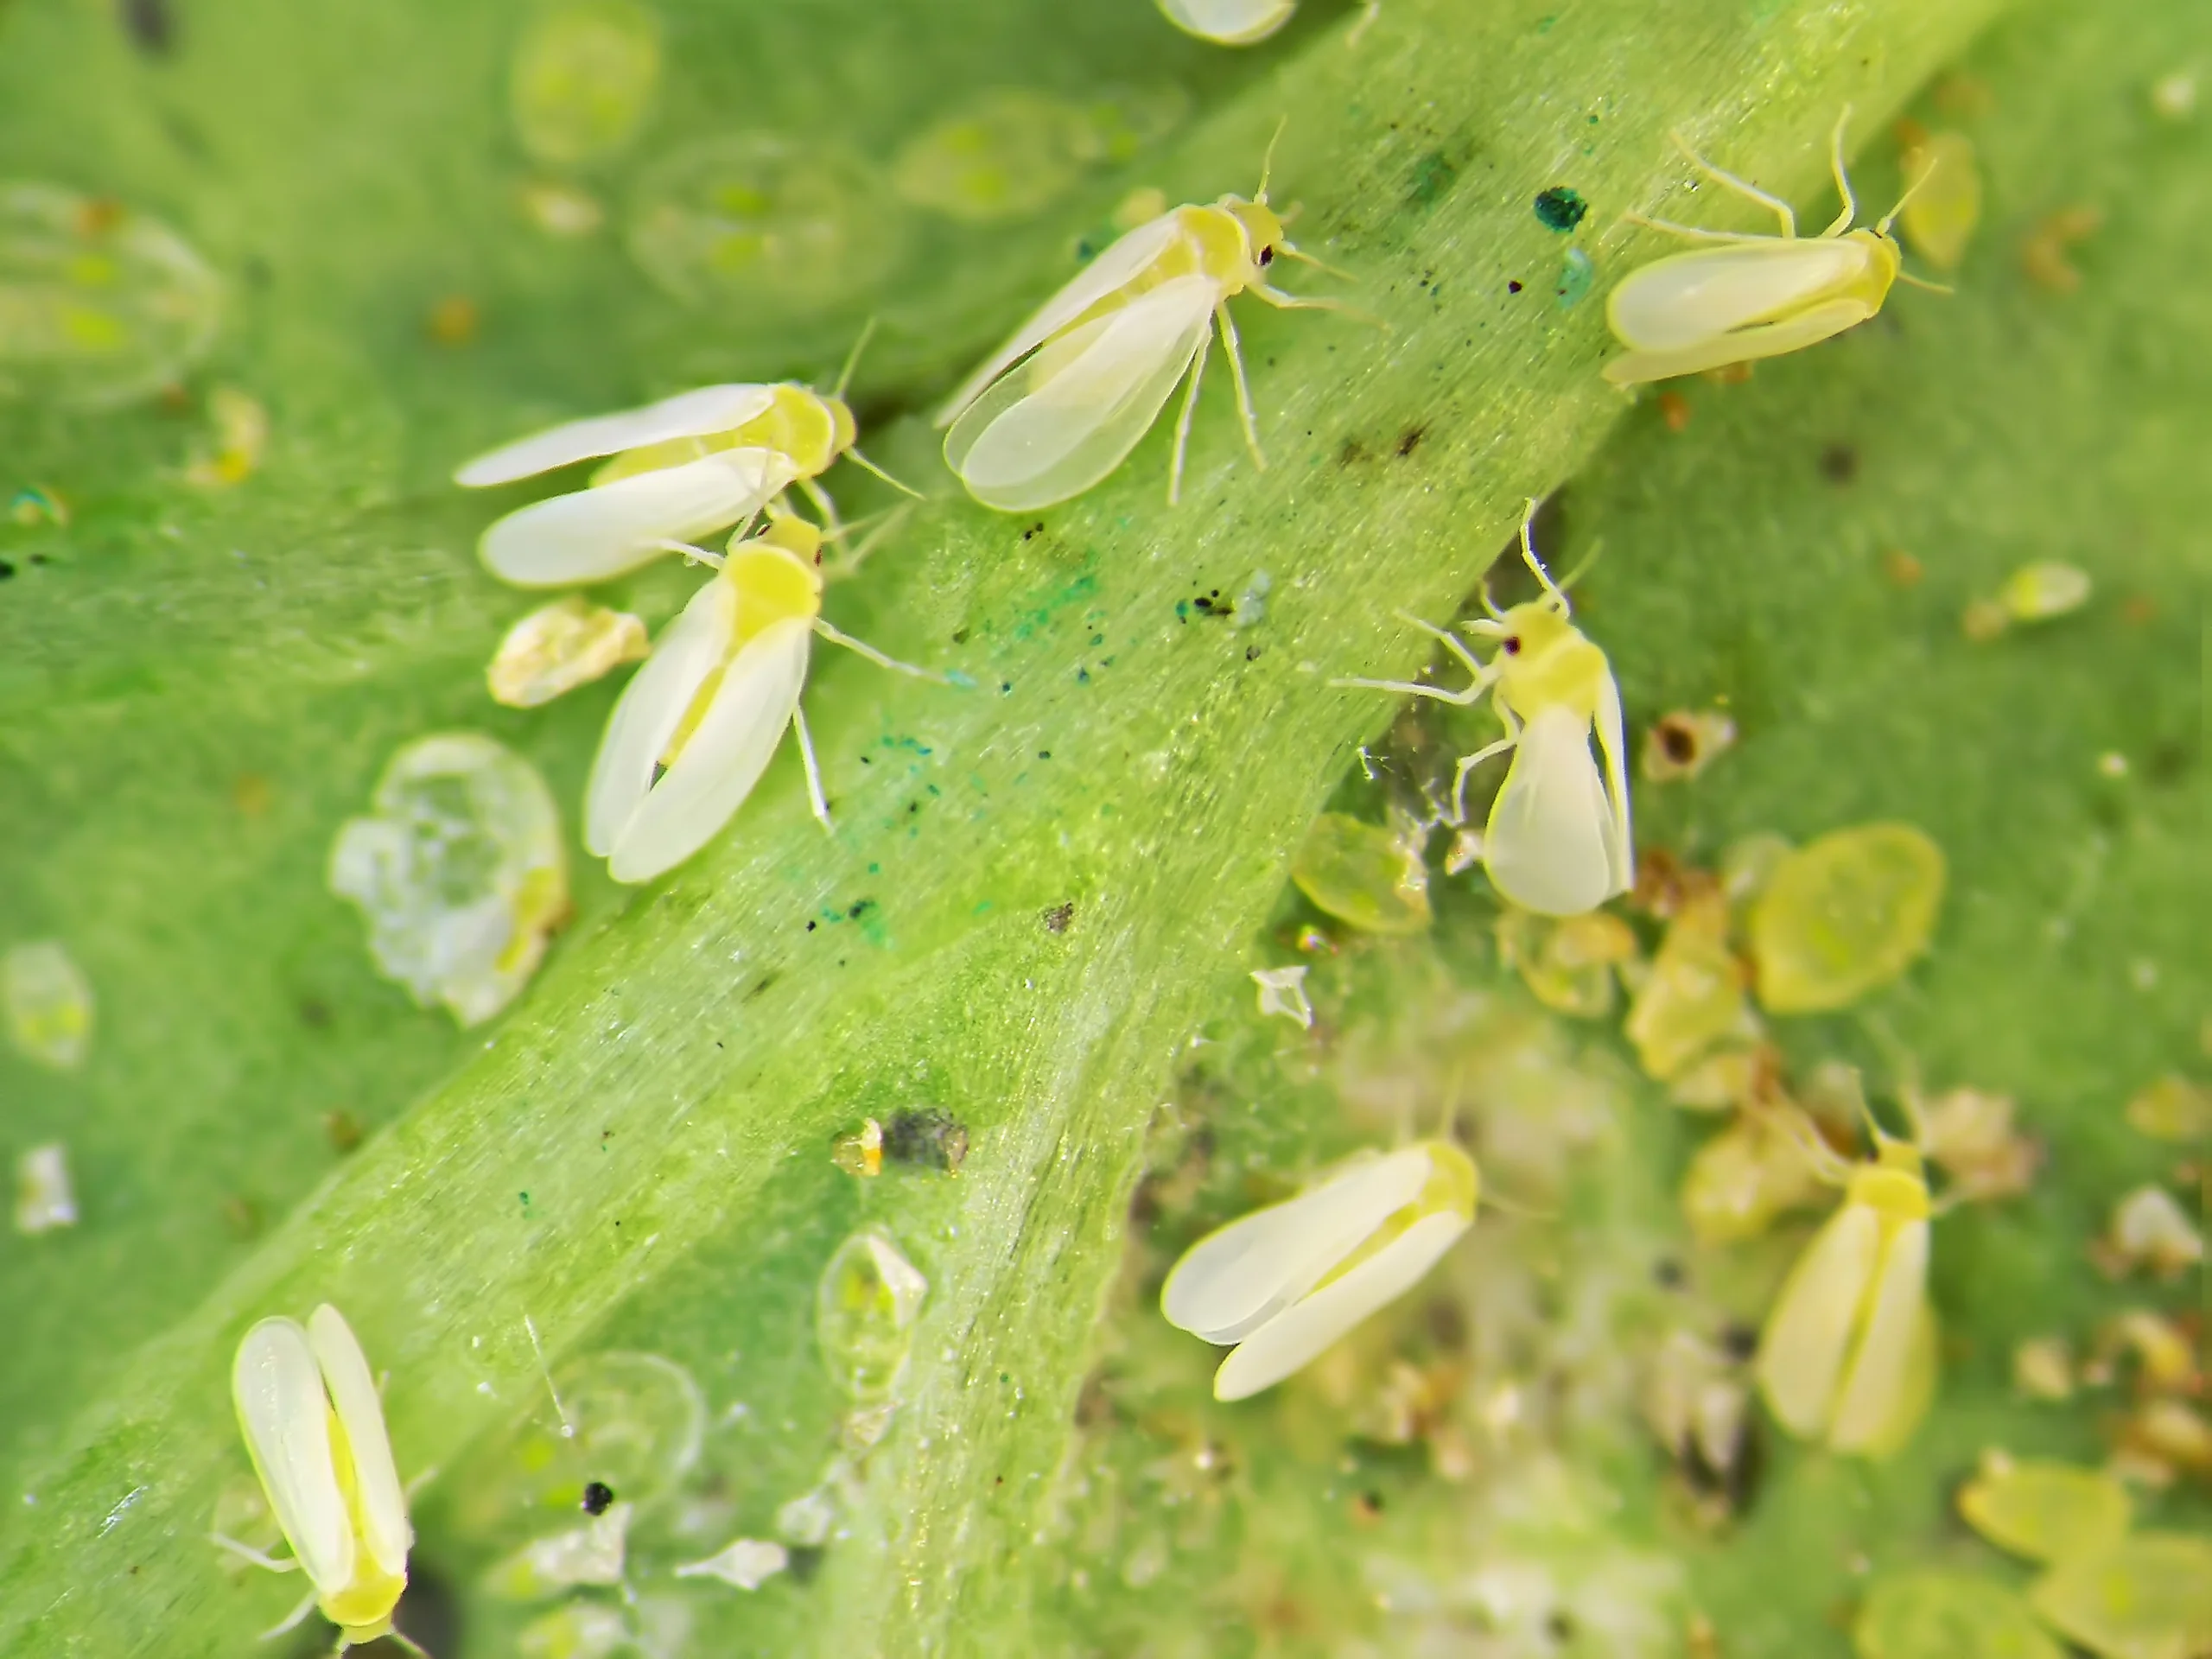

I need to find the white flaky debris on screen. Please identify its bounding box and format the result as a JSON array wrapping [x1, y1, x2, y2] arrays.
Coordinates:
[[674, 1536, 788, 1591], [14, 1142, 78, 1234], [1250, 964, 1314, 1029]]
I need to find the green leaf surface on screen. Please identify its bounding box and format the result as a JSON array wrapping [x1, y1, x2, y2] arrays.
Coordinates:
[[10, 0, 2201, 1653]]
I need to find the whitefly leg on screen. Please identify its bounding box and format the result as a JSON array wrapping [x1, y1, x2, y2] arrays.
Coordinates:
[[791, 703, 833, 832], [210, 1533, 299, 1575], [1820, 105, 1859, 237], [1668, 130, 1798, 237], [1450, 730, 1518, 826], [813, 620, 944, 681], [1331, 612, 1497, 705], [1216, 302, 1266, 471], [1167, 323, 1213, 507]]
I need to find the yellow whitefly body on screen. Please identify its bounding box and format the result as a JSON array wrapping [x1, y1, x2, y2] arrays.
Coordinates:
[[229, 1306, 413, 1648], [456, 381, 860, 588], [1754, 1136, 1939, 1458], [1603, 109, 1936, 387], [1329, 500, 1632, 918], [938, 161, 1334, 511]]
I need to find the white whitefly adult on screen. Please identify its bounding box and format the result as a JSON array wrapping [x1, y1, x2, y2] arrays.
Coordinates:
[[1161, 1139, 1478, 1401]]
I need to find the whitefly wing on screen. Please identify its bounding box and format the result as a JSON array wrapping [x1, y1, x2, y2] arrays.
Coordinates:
[[1602, 296, 1876, 388], [1211, 1211, 1471, 1402], [233, 1316, 355, 1594], [455, 385, 779, 487], [935, 213, 1188, 426], [1607, 238, 1870, 351], [480, 448, 799, 588], [944, 276, 1216, 512], [607, 616, 814, 884], [1755, 1200, 1881, 1440], [585, 576, 740, 857], [1483, 704, 1621, 918], [307, 1304, 411, 1576], [1593, 669, 1635, 897], [1826, 1218, 1931, 1454], [1163, 1147, 1432, 1346]]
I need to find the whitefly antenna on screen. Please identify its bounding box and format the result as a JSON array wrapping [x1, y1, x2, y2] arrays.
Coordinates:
[[1256, 114, 1290, 202], [831, 317, 878, 401]]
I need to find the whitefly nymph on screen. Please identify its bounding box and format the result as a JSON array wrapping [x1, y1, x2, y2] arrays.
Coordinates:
[[1162, 1139, 1477, 1401], [1602, 107, 1948, 387], [219, 1304, 424, 1654], [935, 136, 1344, 511], [455, 374, 888, 588], [1335, 499, 1632, 918], [585, 512, 939, 883]]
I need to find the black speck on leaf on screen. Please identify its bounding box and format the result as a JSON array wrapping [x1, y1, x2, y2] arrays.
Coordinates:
[[121, 0, 175, 55], [1042, 901, 1074, 934], [1533, 187, 1588, 232], [1819, 442, 1859, 483]]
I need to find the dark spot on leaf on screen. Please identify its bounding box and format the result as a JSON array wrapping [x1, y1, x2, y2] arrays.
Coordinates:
[[1533, 186, 1588, 232], [1395, 425, 1425, 457], [745, 972, 779, 1001], [581, 1481, 615, 1516], [1407, 150, 1457, 208], [1651, 1256, 1685, 1288], [1719, 1322, 1759, 1362], [882, 1108, 969, 1173], [951, 626, 970, 645], [120, 0, 175, 56], [1656, 715, 1699, 764], [0, 561, 16, 581], [1507, 279, 1523, 294], [1338, 435, 1370, 466], [298, 997, 331, 1028], [1819, 442, 1859, 483], [847, 899, 875, 919], [1042, 901, 1074, 934]]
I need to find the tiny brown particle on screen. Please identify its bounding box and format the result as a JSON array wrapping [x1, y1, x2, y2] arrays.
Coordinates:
[[428, 295, 480, 346], [1657, 391, 1692, 432], [1880, 548, 1924, 587]]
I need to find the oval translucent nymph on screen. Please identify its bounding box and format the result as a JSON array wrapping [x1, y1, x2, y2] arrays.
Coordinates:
[[509, 0, 661, 166], [327, 733, 569, 1026], [487, 596, 651, 708], [817, 1227, 930, 1404], [1853, 1571, 2063, 1659], [1755, 1135, 1938, 1457], [1750, 822, 1945, 1014], [1897, 131, 1982, 272], [1289, 812, 1432, 934], [1603, 110, 1940, 386], [1161, 1139, 1477, 1402], [1957, 1452, 2133, 1563], [0, 182, 221, 408], [229, 1305, 413, 1648], [2028, 1534, 2212, 1659], [1624, 892, 1748, 1079], [455, 381, 860, 587], [1154, 0, 1296, 46], [2, 938, 93, 1071], [447, 1350, 703, 1538]]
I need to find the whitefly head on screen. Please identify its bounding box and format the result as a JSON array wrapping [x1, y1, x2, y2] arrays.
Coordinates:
[[1161, 1139, 1478, 1401], [454, 383, 854, 588]]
